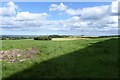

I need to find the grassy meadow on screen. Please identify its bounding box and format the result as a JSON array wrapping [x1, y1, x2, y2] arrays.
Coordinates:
[[1, 37, 119, 79]]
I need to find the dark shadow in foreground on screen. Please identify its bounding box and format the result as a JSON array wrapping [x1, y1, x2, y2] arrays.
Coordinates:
[[4, 38, 119, 79]]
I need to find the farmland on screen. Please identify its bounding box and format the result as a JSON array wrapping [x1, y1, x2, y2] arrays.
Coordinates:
[[0, 37, 119, 79], [52, 38, 89, 41]]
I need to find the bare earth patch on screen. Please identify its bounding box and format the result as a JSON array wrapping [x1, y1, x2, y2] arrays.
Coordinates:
[[0, 48, 39, 63]]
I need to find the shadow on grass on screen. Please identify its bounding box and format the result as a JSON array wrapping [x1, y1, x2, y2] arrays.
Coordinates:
[[4, 38, 119, 79]]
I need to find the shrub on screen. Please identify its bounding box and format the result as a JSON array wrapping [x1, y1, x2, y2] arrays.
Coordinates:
[[2, 37, 7, 40], [48, 35, 69, 38], [34, 36, 52, 40]]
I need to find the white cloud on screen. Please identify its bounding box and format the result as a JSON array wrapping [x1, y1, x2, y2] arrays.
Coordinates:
[[0, 2, 48, 29], [66, 5, 111, 20], [0, 2, 18, 16], [66, 9, 81, 16], [1, 1, 119, 36], [80, 5, 110, 20], [111, 0, 119, 14], [49, 3, 68, 11], [50, 2, 112, 21], [16, 12, 48, 21], [0, 16, 15, 26]]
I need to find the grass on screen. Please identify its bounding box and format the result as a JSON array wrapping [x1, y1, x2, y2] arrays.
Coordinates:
[[52, 38, 88, 41], [0, 37, 119, 79]]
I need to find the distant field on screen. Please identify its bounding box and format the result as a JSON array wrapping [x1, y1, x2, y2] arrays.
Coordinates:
[[52, 38, 89, 41], [1, 37, 119, 79]]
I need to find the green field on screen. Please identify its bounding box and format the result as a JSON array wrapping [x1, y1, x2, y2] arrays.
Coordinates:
[[1, 37, 119, 79]]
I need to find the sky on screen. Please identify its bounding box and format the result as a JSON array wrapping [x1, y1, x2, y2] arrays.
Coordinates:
[[0, 1, 119, 36]]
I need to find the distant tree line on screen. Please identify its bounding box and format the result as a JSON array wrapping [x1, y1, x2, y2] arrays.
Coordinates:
[[34, 35, 69, 40], [48, 35, 69, 38], [0, 35, 119, 40], [98, 35, 120, 38], [34, 36, 52, 40], [0, 36, 35, 40], [80, 35, 120, 39]]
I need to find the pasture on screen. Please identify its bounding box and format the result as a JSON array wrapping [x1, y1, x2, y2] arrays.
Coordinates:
[[52, 38, 89, 41], [0, 37, 119, 79]]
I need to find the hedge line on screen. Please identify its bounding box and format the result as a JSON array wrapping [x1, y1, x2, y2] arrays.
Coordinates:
[[34, 36, 52, 40]]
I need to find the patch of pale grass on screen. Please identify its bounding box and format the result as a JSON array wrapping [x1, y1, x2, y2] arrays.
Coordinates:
[[52, 38, 89, 41]]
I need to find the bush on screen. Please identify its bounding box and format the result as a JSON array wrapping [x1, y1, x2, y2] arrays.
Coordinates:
[[10, 37, 22, 40], [48, 35, 69, 38], [2, 37, 7, 40], [34, 36, 52, 40]]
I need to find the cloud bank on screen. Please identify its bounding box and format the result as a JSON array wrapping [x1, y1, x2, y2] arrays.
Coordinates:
[[0, 1, 119, 35]]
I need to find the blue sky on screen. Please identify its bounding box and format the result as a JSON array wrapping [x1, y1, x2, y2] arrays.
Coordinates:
[[0, 1, 119, 36], [15, 2, 111, 20]]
